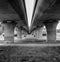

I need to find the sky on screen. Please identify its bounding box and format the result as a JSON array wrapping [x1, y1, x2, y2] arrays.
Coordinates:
[[25, 0, 35, 28], [57, 21, 60, 29]]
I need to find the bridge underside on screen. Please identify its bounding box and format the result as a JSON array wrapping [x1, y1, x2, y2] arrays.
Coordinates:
[[0, 1, 60, 62], [0, 0, 60, 43]]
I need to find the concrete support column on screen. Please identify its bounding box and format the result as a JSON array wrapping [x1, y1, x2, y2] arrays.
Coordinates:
[[45, 21, 58, 43], [36, 27, 43, 39], [17, 28, 22, 40], [3, 22, 16, 43], [35, 27, 43, 40]]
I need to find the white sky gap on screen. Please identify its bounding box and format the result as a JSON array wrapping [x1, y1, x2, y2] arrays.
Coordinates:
[[25, 0, 35, 28]]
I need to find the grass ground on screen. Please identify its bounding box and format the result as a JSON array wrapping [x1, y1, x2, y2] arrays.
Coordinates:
[[0, 46, 60, 62], [14, 40, 60, 44], [0, 40, 60, 62]]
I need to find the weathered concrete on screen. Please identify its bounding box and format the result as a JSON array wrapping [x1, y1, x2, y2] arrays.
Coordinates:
[[3, 22, 16, 43], [17, 28, 22, 40], [0, 23, 4, 35], [45, 21, 58, 42], [37, 27, 44, 40]]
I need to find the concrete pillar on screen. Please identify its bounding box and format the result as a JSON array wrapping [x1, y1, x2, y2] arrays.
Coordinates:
[[45, 21, 58, 43], [17, 28, 22, 40], [3, 22, 16, 43], [36, 27, 43, 40], [0, 23, 4, 35]]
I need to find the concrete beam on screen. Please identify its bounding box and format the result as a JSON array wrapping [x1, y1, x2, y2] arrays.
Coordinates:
[[32, 0, 56, 27], [9, 0, 28, 26], [17, 28, 22, 40]]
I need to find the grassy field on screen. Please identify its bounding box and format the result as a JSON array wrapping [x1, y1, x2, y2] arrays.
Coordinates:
[[0, 46, 60, 62], [14, 40, 60, 44]]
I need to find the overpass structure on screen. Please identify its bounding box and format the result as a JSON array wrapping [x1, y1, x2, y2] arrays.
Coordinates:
[[0, 0, 60, 43]]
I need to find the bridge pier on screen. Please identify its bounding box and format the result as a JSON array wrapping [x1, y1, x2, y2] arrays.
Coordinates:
[[3, 22, 16, 43], [36, 27, 43, 39], [17, 28, 22, 40], [44, 21, 58, 43]]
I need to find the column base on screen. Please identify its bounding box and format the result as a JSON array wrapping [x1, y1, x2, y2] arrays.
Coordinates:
[[4, 36, 14, 43], [47, 40, 56, 43]]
